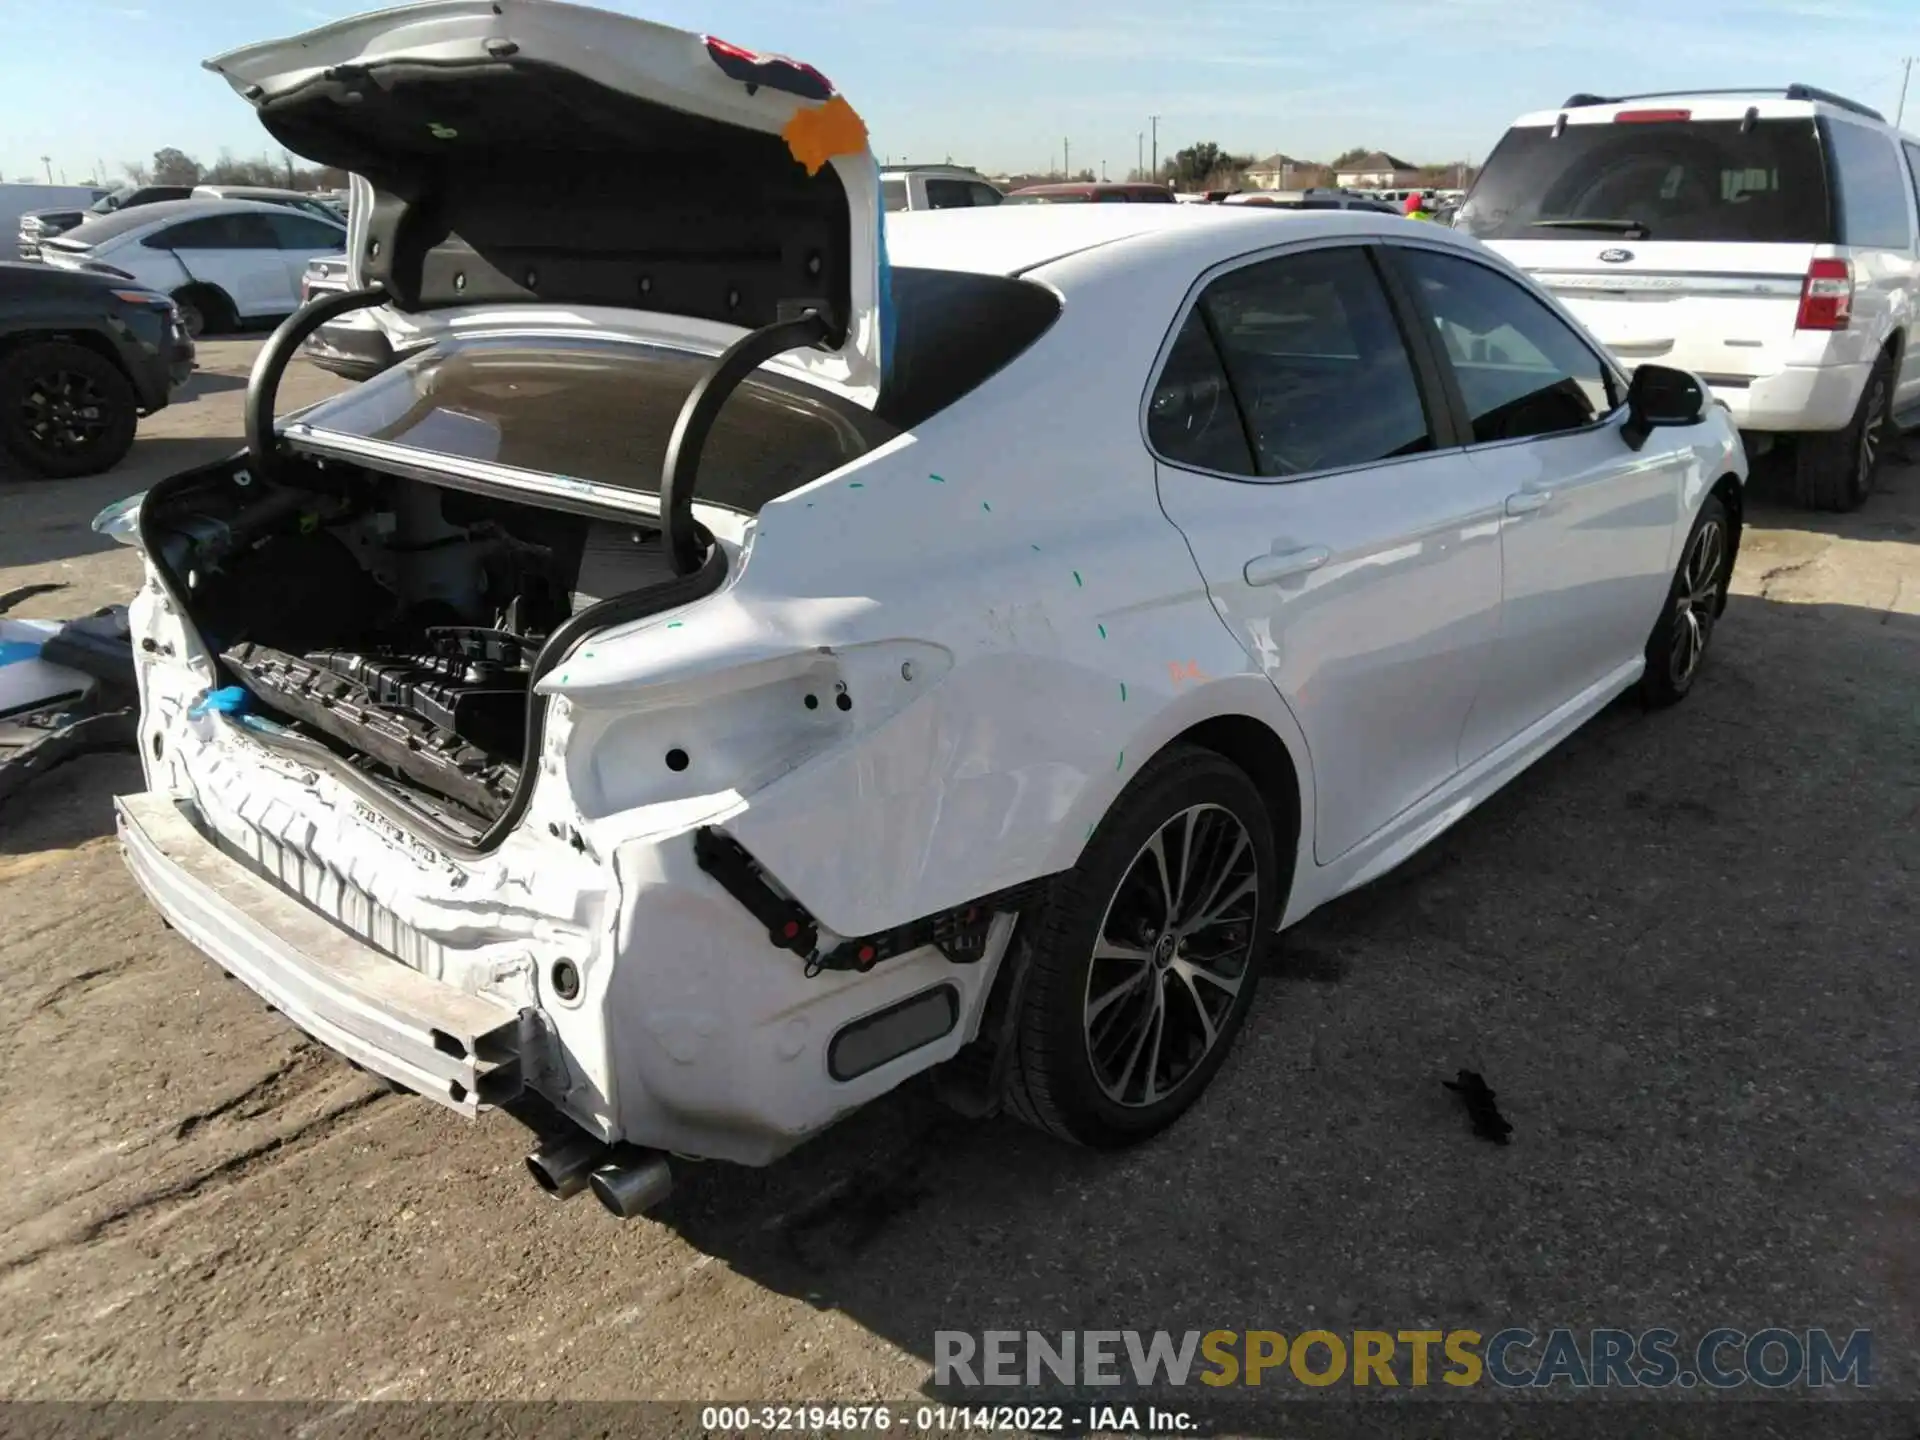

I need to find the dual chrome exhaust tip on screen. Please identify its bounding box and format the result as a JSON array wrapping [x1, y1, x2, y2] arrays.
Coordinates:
[[526, 1136, 673, 1219]]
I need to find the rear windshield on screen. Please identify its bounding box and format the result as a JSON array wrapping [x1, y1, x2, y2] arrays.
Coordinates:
[[1456, 118, 1834, 244], [293, 269, 1062, 514]]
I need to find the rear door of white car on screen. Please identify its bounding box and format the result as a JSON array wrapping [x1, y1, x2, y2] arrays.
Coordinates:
[[1150, 241, 1511, 865], [264, 210, 351, 292], [150, 210, 296, 317], [1381, 242, 1691, 762]]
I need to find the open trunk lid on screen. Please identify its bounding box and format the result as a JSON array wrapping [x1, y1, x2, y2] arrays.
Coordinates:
[[204, 0, 888, 402]]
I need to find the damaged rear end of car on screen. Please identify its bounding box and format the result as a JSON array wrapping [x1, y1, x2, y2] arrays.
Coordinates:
[[116, 0, 1068, 1207]]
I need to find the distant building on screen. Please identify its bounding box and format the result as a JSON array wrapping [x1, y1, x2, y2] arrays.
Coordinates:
[[1335, 152, 1420, 189], [1243, 153, 1309, 191]]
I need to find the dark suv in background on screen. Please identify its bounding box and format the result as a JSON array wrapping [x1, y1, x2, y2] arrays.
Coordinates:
[[0, 262, 194, 477]]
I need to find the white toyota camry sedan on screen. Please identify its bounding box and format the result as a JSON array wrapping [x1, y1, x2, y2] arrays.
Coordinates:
[[107, 1, 1746, 1218]]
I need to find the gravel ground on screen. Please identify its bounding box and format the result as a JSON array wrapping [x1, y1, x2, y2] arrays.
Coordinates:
[[0, 342, 1916, 1406]]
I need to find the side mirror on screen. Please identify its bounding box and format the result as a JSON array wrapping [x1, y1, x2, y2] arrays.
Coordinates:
[[1622, 364, 1705, 450]]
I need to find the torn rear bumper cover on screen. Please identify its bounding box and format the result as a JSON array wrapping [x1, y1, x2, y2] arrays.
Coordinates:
[[115, 792, 527, 1115]]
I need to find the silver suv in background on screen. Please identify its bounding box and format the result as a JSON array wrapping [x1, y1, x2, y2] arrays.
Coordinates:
[[1461, 84, 1920, 509], [880, 164, 1003, 212]]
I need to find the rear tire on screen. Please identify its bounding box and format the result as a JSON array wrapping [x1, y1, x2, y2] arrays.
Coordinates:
[[1791, 350, 1893, 511], [1640, 494, 1732, 709], [171, 285, 234, 340], [0, 340, 139, 479], [1003, 745, 1281, 1147]]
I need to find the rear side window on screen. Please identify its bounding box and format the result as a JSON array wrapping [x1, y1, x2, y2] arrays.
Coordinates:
[[882, 178, 910, 212], [1398, 249, 1618, 442], [1148, 310, 1256, 475], [151, 214, 278, 250], [1165, 246, 1435, 477], [1825, 121, 1914, 250], [268, 213, 348, 250], [1457, 118, 1833, 244], [923, 179, 978, 210]]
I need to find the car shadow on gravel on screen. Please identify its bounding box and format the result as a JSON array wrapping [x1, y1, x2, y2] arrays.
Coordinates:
[[0, 751, 142, 858], [634, 585, 1920, 1395], [0, 437, 239, 567]]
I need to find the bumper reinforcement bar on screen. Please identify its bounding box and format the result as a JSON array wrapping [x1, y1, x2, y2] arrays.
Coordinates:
[[116, 791, 527, 1115]]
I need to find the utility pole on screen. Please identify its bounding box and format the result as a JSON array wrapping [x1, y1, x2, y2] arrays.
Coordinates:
[[1063, 139, 1070, 179], [1137, 132, 1143, 180], [1899, 56, 1915, 129], [41, 155, 52, 183], [1150, 115, 1160, 184]]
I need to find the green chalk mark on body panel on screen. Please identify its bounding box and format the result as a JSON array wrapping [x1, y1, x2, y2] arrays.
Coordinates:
[[1097, 623, 1107, 639], [1073, 571, 1083, 587], [1115, 750, 1125, 771], [982, 501, 992, 512], [929, 474, 945, 482], [1119, 682, 1127, 702]]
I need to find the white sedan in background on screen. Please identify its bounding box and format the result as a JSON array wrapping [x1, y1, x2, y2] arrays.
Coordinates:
[[39, 198, 346, 337], [115, 0, 1748, 1220]]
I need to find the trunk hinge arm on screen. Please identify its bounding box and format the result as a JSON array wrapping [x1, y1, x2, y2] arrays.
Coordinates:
[[658, 306, 836, 577], [244, 284, 388, 481]]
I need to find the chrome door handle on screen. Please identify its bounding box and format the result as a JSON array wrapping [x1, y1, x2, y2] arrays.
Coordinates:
[[1505, 491, 1550, 516], [1244, 544, 1331, 587]]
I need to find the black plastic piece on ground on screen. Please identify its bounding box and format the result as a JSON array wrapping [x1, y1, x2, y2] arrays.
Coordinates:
[[1444, 1069, 1514, 1145], [658, 309, 833, 577], [0, 705, 137, 808], [38, 609, 137, 691], [692, 826, 819, 957], [245, 284, 388, 482]]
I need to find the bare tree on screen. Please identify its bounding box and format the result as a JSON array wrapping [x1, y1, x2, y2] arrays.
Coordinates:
[[151, 148, 203, 186]]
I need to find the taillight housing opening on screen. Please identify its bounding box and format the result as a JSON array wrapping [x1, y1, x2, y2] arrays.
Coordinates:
[[1797, 258, 1854, 331], [1614, 108, 1693, 123]]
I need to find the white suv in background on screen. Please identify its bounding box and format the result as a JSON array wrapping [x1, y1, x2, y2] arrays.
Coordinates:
[[879, 164, 1004, 212], [1460, 85, 1920, 509]]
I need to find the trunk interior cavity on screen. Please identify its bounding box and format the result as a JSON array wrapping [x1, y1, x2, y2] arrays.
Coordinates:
[[142, 455, 697, 843]]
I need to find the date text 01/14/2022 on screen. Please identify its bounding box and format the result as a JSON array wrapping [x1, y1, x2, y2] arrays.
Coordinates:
[[698, 1405, 1198, 1433]]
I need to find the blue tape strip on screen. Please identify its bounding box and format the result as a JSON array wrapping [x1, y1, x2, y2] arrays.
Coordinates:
[[188, 686, 251, 719], [0, 641, 44, 667]]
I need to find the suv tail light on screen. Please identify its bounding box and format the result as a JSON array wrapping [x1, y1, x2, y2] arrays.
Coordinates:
[[1797, 258, 1853, 331]]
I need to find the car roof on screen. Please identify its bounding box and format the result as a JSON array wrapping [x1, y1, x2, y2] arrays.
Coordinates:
[[54, 197, 344, 245], [1511, 92, 1894, 129], [1009, 182, 1160, 196], [883, 202, 1452, 279], [194, 185, 317, 198]]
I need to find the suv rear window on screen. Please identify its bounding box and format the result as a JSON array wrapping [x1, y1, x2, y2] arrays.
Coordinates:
[[1457, 118, 1833, 244]]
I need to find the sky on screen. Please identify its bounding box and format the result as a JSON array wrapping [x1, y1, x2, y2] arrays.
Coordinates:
[[0, 0, 1915, 186]]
